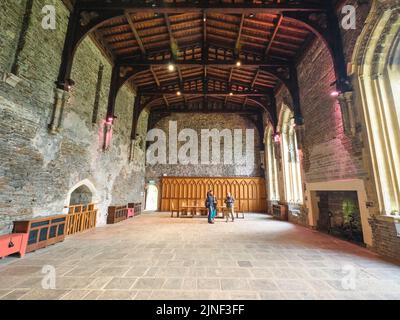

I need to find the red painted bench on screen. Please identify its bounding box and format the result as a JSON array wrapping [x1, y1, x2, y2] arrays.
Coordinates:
[[0, 233, 28, 259]]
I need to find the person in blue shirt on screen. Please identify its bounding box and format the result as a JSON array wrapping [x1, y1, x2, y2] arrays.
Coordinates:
[[205, 190, 217, 224]]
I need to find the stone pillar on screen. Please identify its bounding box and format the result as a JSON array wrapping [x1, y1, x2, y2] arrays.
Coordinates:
[[48, 88, 68, 134]]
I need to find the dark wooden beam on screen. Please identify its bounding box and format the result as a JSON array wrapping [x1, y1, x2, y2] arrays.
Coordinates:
[[150, 66, 170, 108], [235, 13, 245, 54], [163, 95, 169, 108], [325, 1, 352, 92], [106, 65, 120, 120], [78, 2, 325, 13], [251, 69, 260, 89], [117, 59, 287, 67], [131, 91, 142, 140], [150, 66, 160, 87], [140, 90, 271, 97], [125, 12, 146, 56], [164, 13, 177, 60], [265, 14, 283, 57]]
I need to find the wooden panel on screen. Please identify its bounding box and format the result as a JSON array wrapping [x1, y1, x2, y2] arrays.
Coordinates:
[[161, 177, 267, 213]]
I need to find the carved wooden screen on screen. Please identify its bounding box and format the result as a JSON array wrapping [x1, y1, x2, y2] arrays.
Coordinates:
[[161, 177, 267, 213]]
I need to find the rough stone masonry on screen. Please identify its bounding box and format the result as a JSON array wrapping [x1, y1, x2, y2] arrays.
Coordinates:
[[0, 0, 148, 233]]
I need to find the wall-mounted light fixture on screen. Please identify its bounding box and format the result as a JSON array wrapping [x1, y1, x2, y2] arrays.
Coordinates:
[[65, 79, 75, 91], [330, 90, 340, 97]]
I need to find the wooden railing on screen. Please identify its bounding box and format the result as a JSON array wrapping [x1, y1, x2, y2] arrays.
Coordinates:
[[65, 203, 97, 236]]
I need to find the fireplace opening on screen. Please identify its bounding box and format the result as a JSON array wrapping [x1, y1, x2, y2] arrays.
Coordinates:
[[316, 191, 364, 245]]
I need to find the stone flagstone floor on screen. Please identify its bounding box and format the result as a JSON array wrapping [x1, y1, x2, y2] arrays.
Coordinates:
[[0, 213, 399, 300]]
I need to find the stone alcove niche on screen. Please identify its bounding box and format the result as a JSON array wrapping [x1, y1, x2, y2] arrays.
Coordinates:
[[69, 185, 92, 206], [64, 179, 99, 212]]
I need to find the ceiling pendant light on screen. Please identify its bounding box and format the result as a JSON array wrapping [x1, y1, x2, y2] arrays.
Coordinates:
[[168, 63, 175, 72]]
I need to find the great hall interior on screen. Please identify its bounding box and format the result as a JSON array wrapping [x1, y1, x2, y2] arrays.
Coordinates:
[[0, 0, 399, 301]]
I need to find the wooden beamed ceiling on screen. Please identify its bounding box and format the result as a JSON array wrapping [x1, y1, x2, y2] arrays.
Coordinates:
[[77, 0, 323, 111]]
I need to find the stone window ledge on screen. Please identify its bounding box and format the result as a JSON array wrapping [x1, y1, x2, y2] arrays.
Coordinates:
[[0, 71, 22, 87], [375, 215, 400, 223]]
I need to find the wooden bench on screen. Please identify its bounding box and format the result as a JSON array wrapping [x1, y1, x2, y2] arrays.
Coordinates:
[[0, 233, 28, 259], [13, 215, 67, 253], [107, 205, 128, 224]]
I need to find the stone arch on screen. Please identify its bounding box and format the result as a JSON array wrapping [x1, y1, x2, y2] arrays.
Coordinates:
[[64, 179, 98, 213], [278, 104, 303, 204], [352, 1, 400, 215], [264, 124, 279, 202]]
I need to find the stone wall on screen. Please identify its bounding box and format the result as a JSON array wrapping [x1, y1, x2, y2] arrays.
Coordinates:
[[0, 0, 25, 72], [369, 217, 400, 262], [273, 0, 373, 184], [0, 0, 146, 234], [271, 0, 400, 260], [288, 204, 309, 228], [145, 113, 262, 182], [296, 36, 366, 182]]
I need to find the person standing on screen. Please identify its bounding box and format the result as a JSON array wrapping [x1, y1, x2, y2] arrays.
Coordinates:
[[205, 190, 216, 224], [224, 192, 235, 223]]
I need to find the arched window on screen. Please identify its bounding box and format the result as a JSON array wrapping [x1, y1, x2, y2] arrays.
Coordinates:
[[265, 126, 279, 201], [353, 3, 400, 215], [279, 106, 303, 204]]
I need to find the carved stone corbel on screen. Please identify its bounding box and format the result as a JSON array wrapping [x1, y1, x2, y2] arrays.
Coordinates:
[[129, 139, 135, 162], [338, 91, 356, 136], [129, 135, 144, 162], [80, 11, 99, 27], [1, 71, 23, 88], [48, 88, 69, 134], [273, 138, 281, 162], [103, 122, 113, 151], [295, 124, 306, 150]]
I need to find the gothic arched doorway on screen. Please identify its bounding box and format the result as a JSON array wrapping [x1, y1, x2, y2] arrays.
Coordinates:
[[145, 184, 159, 211]]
